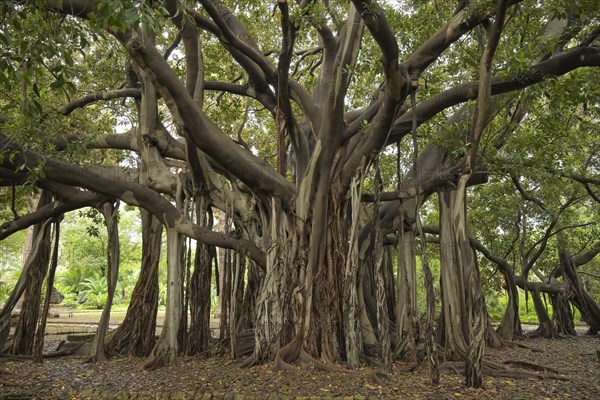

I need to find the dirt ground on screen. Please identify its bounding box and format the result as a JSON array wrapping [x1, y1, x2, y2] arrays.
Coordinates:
[[1, 334, 599, 399]]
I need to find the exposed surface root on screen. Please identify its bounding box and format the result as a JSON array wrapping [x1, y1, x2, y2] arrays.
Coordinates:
[[501, 359, 561, 374], [239, 354, 258, 368], [440, 361, 571, 381], [0, 341, 85, 360], [360, 354, 383, 368], [499, 338, 543, 352], [297, 349, 337, 372], [271, 337, 302, 372], [526, 326, 562, 339], [368, 370, 391, 386]]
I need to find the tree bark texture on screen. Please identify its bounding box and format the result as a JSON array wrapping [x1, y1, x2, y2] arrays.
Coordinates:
[[143, 229, 182, 370], [106, 209, 161, 357], [10, 191, 53, 355], [88, 202, 120, 362], [33, 218, 61, 363]]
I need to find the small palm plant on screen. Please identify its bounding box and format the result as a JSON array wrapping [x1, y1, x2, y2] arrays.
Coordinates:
[[79, 274, 108, 309]]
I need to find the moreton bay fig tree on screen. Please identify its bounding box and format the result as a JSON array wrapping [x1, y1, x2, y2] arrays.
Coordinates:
[[0, 0, 599, 387]]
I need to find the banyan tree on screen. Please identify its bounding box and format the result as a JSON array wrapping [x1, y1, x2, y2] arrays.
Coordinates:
[[0, 0, 599, 388]]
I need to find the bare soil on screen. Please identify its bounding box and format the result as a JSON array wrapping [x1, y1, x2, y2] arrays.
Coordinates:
[[1, 334, 599, 399]]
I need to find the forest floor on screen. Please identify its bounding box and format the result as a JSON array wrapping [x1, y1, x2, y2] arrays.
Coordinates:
[[0, 333, 598, 399]]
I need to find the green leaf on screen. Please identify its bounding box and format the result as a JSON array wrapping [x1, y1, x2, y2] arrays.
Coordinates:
[[50, 74, 66, 89]]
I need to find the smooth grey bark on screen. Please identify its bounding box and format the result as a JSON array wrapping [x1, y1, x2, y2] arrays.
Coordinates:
[[143, 228, 182, 370]]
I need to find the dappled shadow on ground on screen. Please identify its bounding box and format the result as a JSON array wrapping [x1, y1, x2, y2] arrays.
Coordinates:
[[1, 336, 598, 399]]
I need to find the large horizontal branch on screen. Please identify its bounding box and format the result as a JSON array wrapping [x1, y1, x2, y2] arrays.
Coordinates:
[[514, 275, 561, 295], [573, 241, 600, 267], [60, 81, 253, 115], [424, 224, 564, 295], [422, 224, 513, 273], [52, 131, 187, 162], [387, 46, 600, 144], [0, 181, 112, 240], [361, 166, 470, 202], [543, 166, 600, 186], [0, 135, 267, 267], [60, 88, 141, 115]]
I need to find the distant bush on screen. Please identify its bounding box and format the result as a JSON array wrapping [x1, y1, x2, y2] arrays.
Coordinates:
[[0, 282, 11, 305]]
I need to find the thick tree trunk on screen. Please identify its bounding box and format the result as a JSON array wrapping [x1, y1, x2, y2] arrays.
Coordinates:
[[216, 213, 229, 340], [0, 218, 53, 353], [438, 183, 471, 359], [88, 202, 120, 362], [106, 209, 161, 357], [10, 191, 53, 355], [14, 193, 42, 313], [236, 259, 259, 334], [180, 236, 192, 355], [438, 177, 486, 387], [230, 251, 246, 358], [219, 248, 231, 341], [187, 236, 214, 355], [466, 249, 486, 388], [395, 222, 419, 361], [496, 269, 524, 340], [558, 248, 600, 334], [551, 291, 576, 336], [373, 159, 392, 371], [143, 228, 182, 370], [343, 175, 363, 367], [527, 288, 558, 338], [249, 200, 295, 365]]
